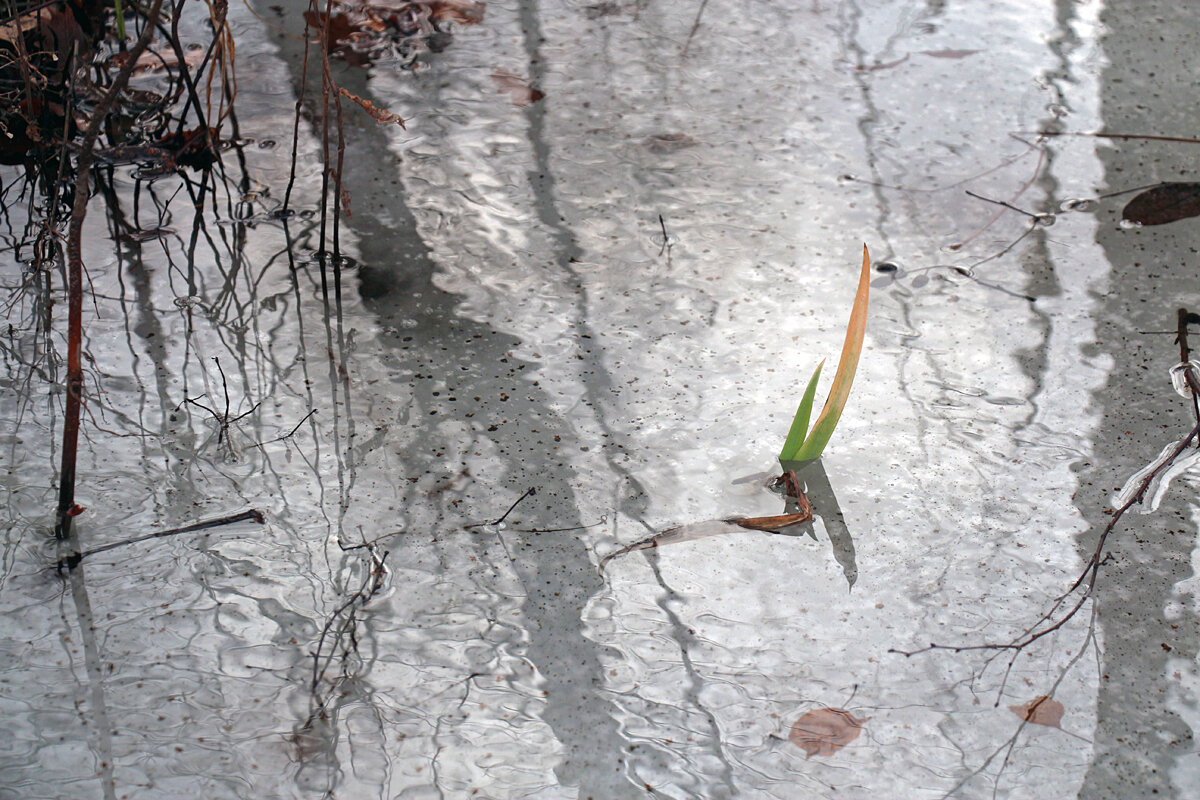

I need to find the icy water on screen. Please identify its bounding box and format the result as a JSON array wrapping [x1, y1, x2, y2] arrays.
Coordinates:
[[4, 0, 1200, 798]]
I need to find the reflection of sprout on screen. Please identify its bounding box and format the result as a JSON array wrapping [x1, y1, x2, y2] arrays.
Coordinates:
[[778, 246, 870, 464]]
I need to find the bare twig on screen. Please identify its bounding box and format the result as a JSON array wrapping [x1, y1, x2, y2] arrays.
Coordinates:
[[254, 408, 318, 448], [57, 508, 265, 569], [464, 487, 537, 530], [892, 309, 1200, 679], [57, 0, 166, 543], [1034, 130, 1200, 146]]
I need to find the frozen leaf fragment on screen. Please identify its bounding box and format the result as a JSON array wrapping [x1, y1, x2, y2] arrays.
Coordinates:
[[920, 49, 981, 59], [728, 509, 812, 532], [789, 707, 870, 758], [491, 70, 545, 107], [1009, 695, 1064, 728], [644, 132, 697, 153], [429, 0, 486, 25], [1121, 182, 1200, 226], [338, 88, 406, 128]]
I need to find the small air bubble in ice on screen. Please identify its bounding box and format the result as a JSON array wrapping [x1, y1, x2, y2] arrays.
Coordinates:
[[1060, 198, 1097, 212]]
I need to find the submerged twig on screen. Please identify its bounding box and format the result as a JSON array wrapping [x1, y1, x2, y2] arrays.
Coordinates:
[[518, 515, 608, 533], [892, 309, 1200, 692], [464, 486, 537, 530], [681, 0, 710, 56], [178, 357, 261, 455], [309, 539, 390, 697], [254, 408, 318, 449], [657, 214, 673, 257]]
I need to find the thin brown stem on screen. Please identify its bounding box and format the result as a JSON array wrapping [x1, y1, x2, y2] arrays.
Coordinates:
[[57, 0, 165, 544]]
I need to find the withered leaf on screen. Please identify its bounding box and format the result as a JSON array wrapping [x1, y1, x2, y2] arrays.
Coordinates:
[[789, 708, 870, 758], [920, 49, 981, 59], [599, 519, 745, 571], [1121, 182, 1200, 226], [429, 0, 486, 25], [728, 511, 812, 532], [491, 69, 545, 107], [644, 132, 697, 153], [338, 88, 406, 128], [856, 54, 909, 72], [1008, 695, 1064, 728]]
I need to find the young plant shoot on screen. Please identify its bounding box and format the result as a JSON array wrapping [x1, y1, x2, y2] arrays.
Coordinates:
[[778, 245, 871, 464]]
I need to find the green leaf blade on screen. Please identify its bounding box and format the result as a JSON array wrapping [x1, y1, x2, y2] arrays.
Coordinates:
[[791, 244, 871, 462], [779, 359, 825, 462]]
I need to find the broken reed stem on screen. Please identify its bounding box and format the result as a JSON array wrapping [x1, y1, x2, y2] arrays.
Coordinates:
[[57, 0, 165, 543], [1035, 130, 1200, 146], [893, 309, 1200, 663], [58, 509, 264, 569]]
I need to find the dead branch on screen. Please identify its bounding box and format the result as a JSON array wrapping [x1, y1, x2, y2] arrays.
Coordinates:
[[57, 508, 264, 569], [892, 308, 1200, 679]]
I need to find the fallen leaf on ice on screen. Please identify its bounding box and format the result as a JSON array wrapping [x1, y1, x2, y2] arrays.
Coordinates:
[[729, 511, 812, 532], [491, 70, 545, 107], [789, 708, 870, 758], [1009, 696, 1064, 728], [1121, 182, 1200, 226], [920, 49, 981, 59]]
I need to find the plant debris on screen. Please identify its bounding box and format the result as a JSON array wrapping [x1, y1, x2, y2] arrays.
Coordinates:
[[306, 0, 485, 66], [1121, 182, 1200, 226], [491, 69, 544, 107], [789, 708, 870, 758], [1008, 696, 1065, 729]]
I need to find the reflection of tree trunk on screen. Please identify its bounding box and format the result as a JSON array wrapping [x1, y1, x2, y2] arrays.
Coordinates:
[[263, 5, 633, 794], [1078, 3, 1200, 796]]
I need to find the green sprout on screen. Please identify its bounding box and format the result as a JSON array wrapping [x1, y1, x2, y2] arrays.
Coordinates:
[[115, 0, 126, 43], [778, 245, 871, 464]]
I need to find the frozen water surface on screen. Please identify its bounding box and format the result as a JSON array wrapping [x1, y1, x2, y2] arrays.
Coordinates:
[[3, 0, 1200, 798]]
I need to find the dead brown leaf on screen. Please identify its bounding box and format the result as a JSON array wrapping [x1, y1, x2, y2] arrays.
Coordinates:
[[429, 0, 486, 25], [338, 88, 406, 128], [729, 511, 812, 532], [1121, 182, 1200, 226], [491, 69, 544, 107], [920, 49, 981, 59], [789, 708, 870, 758], [0, 4, 86, 66], [126, 44, 207, 75], [856, 54, 909, 72], [1008, 695, 1064, 728], [644, 132, 696, 153]]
